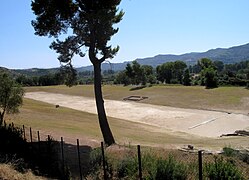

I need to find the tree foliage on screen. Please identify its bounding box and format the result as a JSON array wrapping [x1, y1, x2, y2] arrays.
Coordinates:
[[198, 58, 218, 88], [124, 61, 154, 85], [156, 61, 187, 84], [31, 0, 124, 145], [0, 73, 24, 125], [182, 69, 191, 86]]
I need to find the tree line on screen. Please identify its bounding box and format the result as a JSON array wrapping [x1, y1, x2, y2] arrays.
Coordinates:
[[11, 59, 249, 89], [115, 59, 249, 89]]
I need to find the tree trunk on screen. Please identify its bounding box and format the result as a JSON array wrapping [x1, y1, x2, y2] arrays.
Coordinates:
[[0, 112, 4, 126], [93, 62, 115, 146]]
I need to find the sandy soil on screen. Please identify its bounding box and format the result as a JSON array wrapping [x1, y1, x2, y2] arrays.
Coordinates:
[[25, 92, 249, 138]]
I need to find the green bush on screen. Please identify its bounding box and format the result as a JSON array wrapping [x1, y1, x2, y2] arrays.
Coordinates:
[[223, 147, 238, 157], [141, 152, 157, 179], [154, 155, 187, 180], [223, 147, 249, 165], [239, 152, 249, 164], [116, 152, 188, 180], [116, 155, 138, 179], [205, 157, 244, 180]]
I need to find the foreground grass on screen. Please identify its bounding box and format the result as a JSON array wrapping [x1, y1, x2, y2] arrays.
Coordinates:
[[0, 163, 47, 180], [7, 98, 249, 151], [25, 85, 249, 114]]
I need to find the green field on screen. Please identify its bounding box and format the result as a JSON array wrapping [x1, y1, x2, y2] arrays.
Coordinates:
[[7, 85, 249, 150]]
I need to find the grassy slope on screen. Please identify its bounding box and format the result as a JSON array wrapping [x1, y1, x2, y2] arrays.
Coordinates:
[[7, 85, 249, 150], [0, 163, 47, 180], [9, 98, 205, 147]]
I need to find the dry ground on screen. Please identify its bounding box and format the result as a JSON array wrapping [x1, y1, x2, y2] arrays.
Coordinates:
[[25, 91, 249, 138]]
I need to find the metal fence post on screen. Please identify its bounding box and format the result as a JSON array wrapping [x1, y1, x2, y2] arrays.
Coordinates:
[[61, 137, 65, 176], [30, 127, 33, 143], [101, 142, 107, 180], [77, 139, 83, 180], [137, 145, 142, 180], [198, 150, 203, 180], [23, 125, 26, 140], [37, 131, 40, 152]]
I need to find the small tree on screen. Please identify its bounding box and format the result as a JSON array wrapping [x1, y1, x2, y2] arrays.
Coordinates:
[[0, 73, 24, 125], [202, 67, 218, 88], [182, 69, 191, 86], [198, 58, 219, 88], [31, 0, 124, 145], [114, 70, 130, 86], [125, 61, 148, 85], [156, 62, 173, 84]]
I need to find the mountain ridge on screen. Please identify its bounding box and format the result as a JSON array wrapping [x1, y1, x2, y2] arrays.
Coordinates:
[[2, 43, 249, 74], [78, 43, 249, 71]]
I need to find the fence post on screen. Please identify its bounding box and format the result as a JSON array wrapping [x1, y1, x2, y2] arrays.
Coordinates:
[[30, 127, 33, 143], [61, 137, 65, 177], [137, 145, 142, 180], [198, 150, 203, 180], [101, 142, 107, 180], [23, 125, 26, 140], [77, 139, 83, 180], [37, 131, 40, 152], [47, 135, 51, 175]]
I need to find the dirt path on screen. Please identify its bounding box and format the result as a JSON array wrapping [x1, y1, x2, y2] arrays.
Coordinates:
[[25, 92, 249, 138]]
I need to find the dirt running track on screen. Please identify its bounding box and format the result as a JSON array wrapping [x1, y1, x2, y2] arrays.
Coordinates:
[[25, 92, 249, 138]]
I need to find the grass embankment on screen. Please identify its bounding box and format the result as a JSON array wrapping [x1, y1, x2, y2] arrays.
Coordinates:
[[9, 98, 205, 147], [7, 85, 249, 150], [25, 85, 249, 114], [0, 163, 47, 180]]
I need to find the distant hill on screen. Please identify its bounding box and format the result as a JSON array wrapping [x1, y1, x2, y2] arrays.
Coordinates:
[[0, 67, 60, 77], [2, 43, 249, 75], [78, 43, 249, 71], [13, 68, 59, 76]]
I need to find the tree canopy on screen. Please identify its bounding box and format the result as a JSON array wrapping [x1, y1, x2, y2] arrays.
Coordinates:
[[31, 0, 124, 146], [198, 58, 218, 88], [0, 73, 24, 125]]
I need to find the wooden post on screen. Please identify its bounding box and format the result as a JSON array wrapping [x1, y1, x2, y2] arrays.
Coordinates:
[[77, 139, 82, 180], [137, 145, 142, 180], [198, 150, 203, 180], [101, 142, 107, 180], [30, 127, 33, 143]]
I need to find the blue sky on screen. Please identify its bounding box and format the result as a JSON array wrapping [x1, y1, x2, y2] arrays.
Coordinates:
[[0, 0, 249, 69]]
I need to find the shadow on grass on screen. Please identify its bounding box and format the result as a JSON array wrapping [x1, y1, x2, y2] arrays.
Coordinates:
[[0, 124, 97, 179]]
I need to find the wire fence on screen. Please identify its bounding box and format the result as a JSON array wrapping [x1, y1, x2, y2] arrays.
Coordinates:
[[2, 122, 249, 180]]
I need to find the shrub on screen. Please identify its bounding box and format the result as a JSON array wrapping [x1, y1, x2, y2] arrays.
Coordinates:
[[223, 147, 238, 157], [237, 150, 249, 164], [154, 155, 187, 180], [223, 147, 249, 165], [205, 156, 244, 180], [116, 155, 138, 179], [89, 148, 102, 170]]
